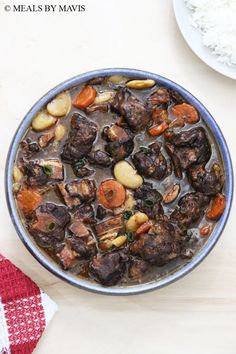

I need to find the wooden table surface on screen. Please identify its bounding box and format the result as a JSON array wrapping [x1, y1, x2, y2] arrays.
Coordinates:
[[1, 1, 236, 353]]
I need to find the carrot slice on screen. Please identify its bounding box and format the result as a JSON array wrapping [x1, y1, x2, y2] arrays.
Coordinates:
[[171, 103, 199, 124], [72, 86, 97, 109], [135, 220, 153, 236], [148, 121, 169, 136], [17, 188, 42, 215], [97, 179, 126, 209], [207, 193, 226, 221], [199, 224, 212, 237]]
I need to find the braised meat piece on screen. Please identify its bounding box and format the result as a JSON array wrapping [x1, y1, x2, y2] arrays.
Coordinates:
[[105, 139, 134, 161], [41, 160, 64, 180], [188, 163, 224, 195], [56, 243, 77, 270], [38, 130, 55, 148], [57, 182, 81, 209], [165, 127, 211, 178], [146, 87, 170, 111], [70, 237, 95, 259], [89, 251, 129, 286], [130, 221, 183, 266], [129, 259, 150, 281], [73, 204, 95, 225], [24, 159, 64, 187], [68, 220, 90, 238], [133, 143, 167, 180], [169, 90, 185, 104], [61, 113, 97, 163], [69, 211, 96, 259], [95, 215, 124, 240], [20, 139, 40, 157], [96, 205, 112, 220], [111, 88, 150, 132], [72, 159, 95, 178], [29, 203, 70, 249], [66, 179, 96, 201], [86, 103, 109, 114], [103, 125, 134, 161], [24, 161, 48, 186], [58, 179, 96, 208], [134, 183, 163, 219], [170, 192, 210, 229], [88, 150, 113, 167], [73, 166, 95, 178]]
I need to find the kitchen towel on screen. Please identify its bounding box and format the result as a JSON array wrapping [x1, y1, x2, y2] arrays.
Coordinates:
[[0, 254, 57, 354]]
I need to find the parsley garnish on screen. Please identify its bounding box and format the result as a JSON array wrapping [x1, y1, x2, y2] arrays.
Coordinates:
[[140, 146, 151, 155], [123, 210, 133, 220], [126, 231, 134, 242], [43, 165, 53, 176], [48, 222, 56, 231], [144, 199, 154, 208], [73, 158, 87, 170]]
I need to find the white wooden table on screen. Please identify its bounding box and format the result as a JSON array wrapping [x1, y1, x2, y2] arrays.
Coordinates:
[[1, 1, 236, 353]]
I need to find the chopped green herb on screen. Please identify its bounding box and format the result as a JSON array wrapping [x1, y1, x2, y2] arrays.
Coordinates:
[[48, 222, 56, 231], [123, 210, 133, 220], [73, 158, 87, 170], [126, 231, 134, 242], [43, 165, 53, 176], [140, 146, 151, 155], [144, 199, 154, 208]]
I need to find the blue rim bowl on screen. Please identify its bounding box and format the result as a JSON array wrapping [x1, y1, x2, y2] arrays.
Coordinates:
[[5, 68, 234, 295]]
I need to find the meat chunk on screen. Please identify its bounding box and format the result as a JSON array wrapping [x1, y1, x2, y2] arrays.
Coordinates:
[[134, 183, 163, 219], [66, 179, 96, 201], [132, 143, 167, 180], [88, 150, 113, 167], [38, 129, 55, 148], [103, 125, 134, 161], [165, 127, 211, 178], [57, 182, 81, 209], [72, 159, 95, 178], [146, 87, 170, 111], [170, 192, 210, 229], [96, 205, 112, 220], [29, 203, 70, 249], [89, 251, 129, 286], [24, 159, 64, 186], [188, 163, 224, 195], [57, 243, 77, 270], [111, 88, 150, 132], [129, 259, 150, 281], [73, 166, 95, 178], [20, 139, 40, 157], [86, 103, 109, 114], [24, 161, 48, 186], [61, 113, 98, 163], [39, 160, 64, 181], [69, 207, 96, 259], [70, 237, 95, 259], [73, 204, 95, 225], [95, 215, 124, 240], [130, 221, 183, 266], [68, 220, 90, 238], [58, 179, 96, 208]]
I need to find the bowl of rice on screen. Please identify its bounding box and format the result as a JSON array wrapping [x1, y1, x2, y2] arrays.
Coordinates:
[[173, 0, 236, 79]]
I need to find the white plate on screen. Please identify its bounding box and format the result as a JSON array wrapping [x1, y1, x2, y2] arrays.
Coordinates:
[[173, 0, 236, 80]]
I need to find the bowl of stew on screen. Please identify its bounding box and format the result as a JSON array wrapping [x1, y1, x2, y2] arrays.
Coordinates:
[[5, 68, 233, 295]]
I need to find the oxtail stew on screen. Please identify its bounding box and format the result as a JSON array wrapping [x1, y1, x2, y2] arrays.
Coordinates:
[[13, 76, 226, 286]]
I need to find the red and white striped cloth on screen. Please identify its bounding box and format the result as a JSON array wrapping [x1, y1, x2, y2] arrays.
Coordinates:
[[0, 254, 57, 354]]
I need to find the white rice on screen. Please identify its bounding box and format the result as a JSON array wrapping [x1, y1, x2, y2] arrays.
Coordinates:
[[184, 0, 236, 67]]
